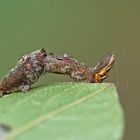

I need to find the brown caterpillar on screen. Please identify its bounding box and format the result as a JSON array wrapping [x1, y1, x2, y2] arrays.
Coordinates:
[[0, 49, 115, 96]]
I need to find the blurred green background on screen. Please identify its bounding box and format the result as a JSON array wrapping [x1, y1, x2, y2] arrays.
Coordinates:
[[0, 0, 139, 140]]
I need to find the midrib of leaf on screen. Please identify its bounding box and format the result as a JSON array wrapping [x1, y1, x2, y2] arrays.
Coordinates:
[[5, 84, 111, 140]]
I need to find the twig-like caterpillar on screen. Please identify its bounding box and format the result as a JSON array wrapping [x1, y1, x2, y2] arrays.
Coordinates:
[[0, 49, 115, 96]]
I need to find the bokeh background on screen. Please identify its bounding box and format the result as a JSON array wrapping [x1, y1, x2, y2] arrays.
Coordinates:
[[0, 0, 139, 140]]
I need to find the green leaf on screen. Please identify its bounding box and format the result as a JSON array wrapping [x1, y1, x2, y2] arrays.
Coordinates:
[[0, 83, 124, 140]]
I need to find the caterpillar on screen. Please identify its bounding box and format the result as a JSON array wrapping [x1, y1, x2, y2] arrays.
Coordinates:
[[0, 49, 115, 96]]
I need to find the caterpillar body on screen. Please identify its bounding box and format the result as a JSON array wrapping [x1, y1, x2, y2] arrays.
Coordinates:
[[0, 49, 115, 96]]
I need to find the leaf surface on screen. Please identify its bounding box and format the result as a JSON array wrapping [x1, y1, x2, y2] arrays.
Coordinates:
[[0, 83, 124, 140]]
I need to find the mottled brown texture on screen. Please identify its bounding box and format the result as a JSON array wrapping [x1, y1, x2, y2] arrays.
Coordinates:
[[45, 53, 94, 82], [0, 49, 47, 96], [0, 49, 115, 96], [45, 52, 115, 83]]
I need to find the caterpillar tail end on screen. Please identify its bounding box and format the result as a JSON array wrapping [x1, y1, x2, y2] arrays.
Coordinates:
[[0, 90, 4, 97], [92, 53, 115, 83]]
